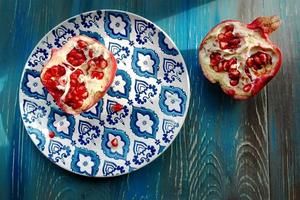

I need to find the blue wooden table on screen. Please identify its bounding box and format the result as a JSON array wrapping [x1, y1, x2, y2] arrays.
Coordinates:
[[1, 0, 299, 199]]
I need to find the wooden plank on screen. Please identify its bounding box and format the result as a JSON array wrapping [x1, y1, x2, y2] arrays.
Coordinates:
[[267, 0, 300, 199]]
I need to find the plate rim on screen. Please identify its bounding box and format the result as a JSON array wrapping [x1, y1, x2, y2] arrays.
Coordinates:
[[19, 9, 191, 178]]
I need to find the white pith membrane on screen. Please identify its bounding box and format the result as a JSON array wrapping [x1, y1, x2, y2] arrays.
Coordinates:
[[199, 21, 279, 98], [41, 35, 116, 114]]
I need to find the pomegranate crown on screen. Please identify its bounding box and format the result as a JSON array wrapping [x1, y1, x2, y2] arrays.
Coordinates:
[[247, 15, 281, 37]]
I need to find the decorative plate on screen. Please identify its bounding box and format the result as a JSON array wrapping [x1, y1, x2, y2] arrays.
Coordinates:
[[19, 10, 190, 177]]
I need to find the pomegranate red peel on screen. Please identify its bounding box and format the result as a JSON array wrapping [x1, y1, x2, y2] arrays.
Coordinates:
[[199, 16, 282, 99], [41, 35, 117, 114]]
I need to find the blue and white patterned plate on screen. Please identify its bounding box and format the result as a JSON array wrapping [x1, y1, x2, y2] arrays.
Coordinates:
[[19, 10, 190, 177]]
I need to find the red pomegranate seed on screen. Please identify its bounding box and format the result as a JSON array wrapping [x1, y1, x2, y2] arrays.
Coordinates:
[[51, 90, 63, 99], [246, 57, 254, 67], [111, 138, 118, 147], [43, 71, 52, 80], [218, 33, 226, 41], [245, 67, 252, 80], [220, 42, 229, 49], [100, 60, 108, 68], [93, 56, 108, 69], [229, 38, 240, 45], [77, 40, 88, 49], [227, 89, 235, 96], [230, 79, 239, 86], [71, 69, 84, 79], [87, 60, 96, 67], [210, 52, 222, 66], [254, 56, 262, 65], [228, 69, 240, 80], [228, 58, 237, 65], [66, 48, 86, 66], [78, 53, 86, 60], [81, 92, 88, 98], [49, 131, 55, 138], [88, 50, 93, 58], [77, 85, 86, 92], [45, 79, 57, 89], [50, 66, 59, 75], [66, 92, 73, 100], [76, 86, 88, 99], [222, 61, 230, 71], [91, 71, 104, 80], [72, 60, 79, 66], [225, 24, 234, 32], [213, 65, 220, 72], [224, 31, 234, 39], [252, 64, 259, 70], [217, 24, 241, 50], [229, 63, 237, 71], [72, 100, 83, 109], [243, 84, 252, 92], [70, 79, 77, 86], [79, 58, 85, 64], [112, 103, 123, 113], [69, 49, 77, 56], [259, 53, 267, 64], [74, 96, 80, 102], [58, 66, 66, 76]]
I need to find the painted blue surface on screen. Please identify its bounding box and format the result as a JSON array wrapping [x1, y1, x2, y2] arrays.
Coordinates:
[[0, 0, 299, 199]]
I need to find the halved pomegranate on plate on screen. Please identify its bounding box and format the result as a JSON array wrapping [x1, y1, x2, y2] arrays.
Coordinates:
[[41, 35, 117, 114], [199, 16, 282, 99]]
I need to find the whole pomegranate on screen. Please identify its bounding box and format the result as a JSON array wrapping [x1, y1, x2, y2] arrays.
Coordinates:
[[199, 16, 282, 99], [41, 35, 117, 114]]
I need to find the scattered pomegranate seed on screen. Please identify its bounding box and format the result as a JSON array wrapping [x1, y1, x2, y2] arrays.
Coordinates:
[[49, 131, 55, 138], [112, 103, 123, 113], [111, 138, 118, 147]]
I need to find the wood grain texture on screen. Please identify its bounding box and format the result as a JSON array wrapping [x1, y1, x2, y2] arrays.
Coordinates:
[[0, 0, 299, 199]]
